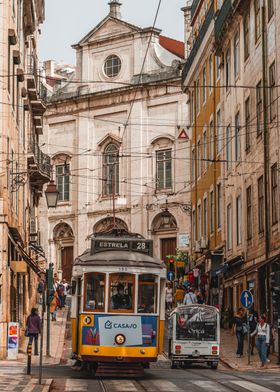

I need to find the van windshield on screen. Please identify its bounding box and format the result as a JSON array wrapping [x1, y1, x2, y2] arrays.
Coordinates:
[[175, 306, 217, 341]]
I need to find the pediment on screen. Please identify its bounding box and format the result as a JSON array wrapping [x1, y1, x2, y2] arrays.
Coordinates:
[[97, 133, 122, 147], [76, 16, 141, 47]]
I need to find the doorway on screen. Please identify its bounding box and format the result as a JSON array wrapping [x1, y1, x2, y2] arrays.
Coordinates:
[[61, 246, 73, 282], [161, 237, 177, 260]]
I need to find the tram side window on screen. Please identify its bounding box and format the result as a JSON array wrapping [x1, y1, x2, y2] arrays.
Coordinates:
[[138, 274, 157, 314], [109, 273, 134, 312], [84, 273, 105, 312]]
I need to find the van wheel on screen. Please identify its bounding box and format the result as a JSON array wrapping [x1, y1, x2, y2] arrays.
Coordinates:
[[171, 361, 177, 369], [210, 362, 218, 370]]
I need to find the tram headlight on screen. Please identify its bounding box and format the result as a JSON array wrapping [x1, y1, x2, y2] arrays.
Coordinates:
[[115, 334, 126, 345], [83, 316, 92, 325]]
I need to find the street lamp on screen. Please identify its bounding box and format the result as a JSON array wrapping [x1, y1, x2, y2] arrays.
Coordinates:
[[45, 180, 59, 208], [161, 200, 174, 227]]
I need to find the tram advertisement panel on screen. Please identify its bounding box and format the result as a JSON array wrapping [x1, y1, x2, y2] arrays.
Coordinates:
[[82, 315, 157, 347]]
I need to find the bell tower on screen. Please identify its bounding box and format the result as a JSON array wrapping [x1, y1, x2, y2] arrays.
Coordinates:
[[108, 0, 122, 19]]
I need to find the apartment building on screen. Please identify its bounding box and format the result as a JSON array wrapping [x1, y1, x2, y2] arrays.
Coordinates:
[[0, 0, 49, 358], [182, 0, 224, 306], [214, 0, 280, 325]]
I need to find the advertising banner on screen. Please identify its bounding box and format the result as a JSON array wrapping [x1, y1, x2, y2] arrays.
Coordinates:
[[7, 322, 19, 359], [98, 316, 142, 346]]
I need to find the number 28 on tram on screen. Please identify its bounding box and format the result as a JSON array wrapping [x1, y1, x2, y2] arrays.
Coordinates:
[[70, 235, 166, 368]]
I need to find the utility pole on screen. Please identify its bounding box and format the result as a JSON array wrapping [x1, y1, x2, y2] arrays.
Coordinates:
[[46, 263, 54, 357]]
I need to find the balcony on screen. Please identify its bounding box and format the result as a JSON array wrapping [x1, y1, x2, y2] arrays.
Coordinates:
[[215, 0, 232, 46], [28, 142, 51, 189], [215, 0, 249, 53], [182, 2, 214, 83], [191, 0, 201, 19]]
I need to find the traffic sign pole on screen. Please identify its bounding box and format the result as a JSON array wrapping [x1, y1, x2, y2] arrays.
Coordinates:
[[240, 290, 254, 366]]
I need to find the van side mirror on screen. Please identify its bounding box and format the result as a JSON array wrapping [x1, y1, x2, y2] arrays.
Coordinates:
[[71, 280, 76, 295]]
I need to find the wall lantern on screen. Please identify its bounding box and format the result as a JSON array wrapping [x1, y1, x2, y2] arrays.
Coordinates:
[[45, 180, 59, 208]]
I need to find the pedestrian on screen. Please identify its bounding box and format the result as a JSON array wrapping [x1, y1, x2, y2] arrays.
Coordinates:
[[61, 278, 69, 308], [248, 308, 258, 355], [174, 278, 186, 306], [57, 282, 64, 309], [26, 308, 41, 355], [50, 290, 60, 321], [165, 282, 173, 313], [195, 289, 204, 304], [232, 307, 246, 358], [183, 286, 197, 305], [251, 314, 270, 368]]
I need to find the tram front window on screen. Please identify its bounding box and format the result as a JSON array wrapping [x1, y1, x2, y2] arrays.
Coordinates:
[[84, 273, 105, 311], [138, 274, 157, 314], [109, 273, 134, 312]]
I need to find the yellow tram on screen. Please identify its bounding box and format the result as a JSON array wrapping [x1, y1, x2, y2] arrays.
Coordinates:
[[70, 230, 166, 375]]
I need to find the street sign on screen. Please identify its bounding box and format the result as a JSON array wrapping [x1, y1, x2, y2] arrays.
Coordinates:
[[167, 271, 175, 282], [240, 290, 253, 309]]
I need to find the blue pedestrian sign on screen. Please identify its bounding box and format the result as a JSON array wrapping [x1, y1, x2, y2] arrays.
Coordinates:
[[167, 271, 175, 282], [240, 290, 253, 309]]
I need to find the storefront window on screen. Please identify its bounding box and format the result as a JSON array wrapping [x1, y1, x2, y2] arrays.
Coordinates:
[[138, 274, 157, 314], [84, 273, 105, 311], [109, 273, 134, 312]]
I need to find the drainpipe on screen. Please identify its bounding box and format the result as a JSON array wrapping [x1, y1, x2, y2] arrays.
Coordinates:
[[261, 1, 270, 319]]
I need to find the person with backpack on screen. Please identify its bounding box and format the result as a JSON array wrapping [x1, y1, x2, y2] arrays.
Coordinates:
[[183, 286, 197, 305], [26, 308, 41, 355], [232, 307, 246, 358]]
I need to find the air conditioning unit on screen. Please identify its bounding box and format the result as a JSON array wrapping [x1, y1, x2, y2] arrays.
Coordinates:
[[200, 237, 208, 249], [195, 240, 201, 253]]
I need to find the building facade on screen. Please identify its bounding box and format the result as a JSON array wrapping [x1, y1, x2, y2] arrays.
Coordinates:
[[0, 0, 50, 358], [39, 1, 191, 282], [215, 0, 280, 325], [182, 0, 224, 307], [183, 0, 280, 335]]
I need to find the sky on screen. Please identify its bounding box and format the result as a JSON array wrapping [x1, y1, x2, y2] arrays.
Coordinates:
[[39, 0, 186, 64]]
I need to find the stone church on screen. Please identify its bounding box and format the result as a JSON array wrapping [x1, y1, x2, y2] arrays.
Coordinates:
[[39, 0, 191, 281]]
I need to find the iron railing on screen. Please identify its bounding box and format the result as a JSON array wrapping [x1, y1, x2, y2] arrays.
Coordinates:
[[191, 0, 201, 18], [215, 0, 232, 42], [31, 142, 51, 178], [182, 2, 215, 82], [27, 54, 38, 86]]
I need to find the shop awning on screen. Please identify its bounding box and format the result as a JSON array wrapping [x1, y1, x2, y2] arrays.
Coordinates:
[[212, 264, 228, 276], [8, 228, 44, 276], [224, 255, 280, 284]]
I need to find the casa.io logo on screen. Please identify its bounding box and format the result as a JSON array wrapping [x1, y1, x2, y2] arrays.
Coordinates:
[[105, 320, 113, 329]]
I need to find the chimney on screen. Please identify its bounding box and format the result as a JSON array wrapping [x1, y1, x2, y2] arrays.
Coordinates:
[[108, 0, 122, 19]]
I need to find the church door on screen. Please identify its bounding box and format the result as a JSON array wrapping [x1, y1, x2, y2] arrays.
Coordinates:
[[61, 246, 73, 282]]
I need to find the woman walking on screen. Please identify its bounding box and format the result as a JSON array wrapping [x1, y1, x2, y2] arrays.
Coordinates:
[[165, 282, 173, 313], [26, 308, 41, 355], [50, 291, 60, 321], [251, 314, 270, 368], [232, 307, 245, 357]]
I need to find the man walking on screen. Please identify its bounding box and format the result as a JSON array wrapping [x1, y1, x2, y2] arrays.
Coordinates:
[[183, 286, 197, 305]]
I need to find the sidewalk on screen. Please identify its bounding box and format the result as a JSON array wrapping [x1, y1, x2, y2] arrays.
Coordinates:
[[0, 304, 69, 391], [220, 328, 280, 372]]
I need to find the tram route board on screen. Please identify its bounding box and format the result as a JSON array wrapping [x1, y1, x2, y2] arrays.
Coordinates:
[[91, 238, 153, 257]]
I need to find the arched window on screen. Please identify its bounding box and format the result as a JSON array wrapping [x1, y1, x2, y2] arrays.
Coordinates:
[[103, 144, 119, 196]]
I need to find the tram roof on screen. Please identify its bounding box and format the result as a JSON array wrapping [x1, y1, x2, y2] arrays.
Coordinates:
[[73, 249, 164, 269]]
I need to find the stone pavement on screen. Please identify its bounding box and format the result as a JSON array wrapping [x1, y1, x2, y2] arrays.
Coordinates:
[[0, 304, 69, 391], [220, 328, 280, 371]]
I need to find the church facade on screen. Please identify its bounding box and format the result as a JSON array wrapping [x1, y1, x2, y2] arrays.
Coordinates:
[[39, 1, 191, 280]]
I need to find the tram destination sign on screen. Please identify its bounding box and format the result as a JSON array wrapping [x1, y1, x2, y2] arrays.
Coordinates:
[[91, 238, 153, 257]]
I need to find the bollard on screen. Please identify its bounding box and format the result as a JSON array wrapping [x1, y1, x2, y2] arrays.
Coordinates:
[[27, 343, 32, 375]]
